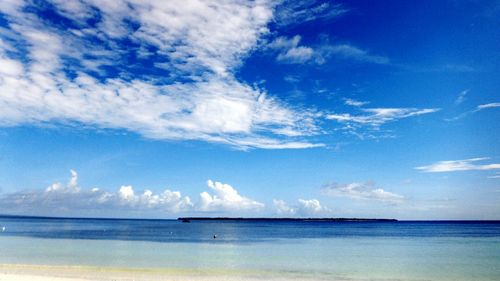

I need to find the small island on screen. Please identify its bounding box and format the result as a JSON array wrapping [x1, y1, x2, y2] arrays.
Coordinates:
[[178, 217, 398, 222]]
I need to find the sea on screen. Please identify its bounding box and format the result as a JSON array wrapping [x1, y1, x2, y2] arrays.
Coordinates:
[[0, 216, 499, 280]]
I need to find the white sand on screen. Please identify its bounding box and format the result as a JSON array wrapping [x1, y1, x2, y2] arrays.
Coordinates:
[[0, 273, 90, 281], [0, 264, 334, 281]]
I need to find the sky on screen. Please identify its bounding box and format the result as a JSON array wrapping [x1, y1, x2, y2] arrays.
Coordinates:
[[0, 0, 499, 219]]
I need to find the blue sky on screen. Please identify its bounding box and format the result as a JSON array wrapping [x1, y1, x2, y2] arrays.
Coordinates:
[[0, 0, 498, 219]]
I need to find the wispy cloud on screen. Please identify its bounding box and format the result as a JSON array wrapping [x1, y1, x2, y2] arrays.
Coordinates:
[[446, 102, 500, 121], [0, 1, 429, 148], [268, 35, 314, 64], [0, 0, 321, 150], [316, 44, 389, 64], [416, 157, 500, 173], [326, 108, 439, 127], [402, 64, 477, 73], [268, 35, 389, 65], [324, 102, 438, 140], [441, 64, 476, 72], [454, 89, 469, 106], [344, 98, 370, 107], [0, 170, 265, 217], [322, 181, 405, 203], [273, 0, 348, 27], [477, 103, 500, 110]]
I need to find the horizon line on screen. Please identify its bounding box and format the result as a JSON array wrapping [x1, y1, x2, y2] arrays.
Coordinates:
[[1, 214, 500, 222]]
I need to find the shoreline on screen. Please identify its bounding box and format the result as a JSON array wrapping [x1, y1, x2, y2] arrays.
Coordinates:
[[0, 264, 336, 281]]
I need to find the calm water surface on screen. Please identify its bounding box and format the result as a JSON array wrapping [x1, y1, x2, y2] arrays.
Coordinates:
[[0, 216, 499, 280]]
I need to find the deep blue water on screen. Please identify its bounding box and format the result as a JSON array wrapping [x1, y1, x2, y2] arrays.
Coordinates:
[[1, 216, 499, 243]]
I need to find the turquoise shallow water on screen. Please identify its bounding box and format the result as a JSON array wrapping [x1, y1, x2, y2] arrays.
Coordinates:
[[0, 217, 499, 280]]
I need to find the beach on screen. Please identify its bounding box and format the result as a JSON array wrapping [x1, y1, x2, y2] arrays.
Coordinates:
[[0, 264, 333, 281]]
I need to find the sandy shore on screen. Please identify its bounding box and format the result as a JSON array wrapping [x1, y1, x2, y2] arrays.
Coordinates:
[[0, 264, 337, 281]]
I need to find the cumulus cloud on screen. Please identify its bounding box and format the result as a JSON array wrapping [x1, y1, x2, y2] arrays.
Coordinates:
[[297, 199, 329, 214], [416, 157, 500, 173], [0, 170, 193, 216], [273, 198, 329, 216], [0, 171, 275, 216], [3, 170, 347, 217], [0, 0, 321, 150], [118, 185, 135, 202], [273, 199, 296, 215], [198, 180, 264, 212], [46, 169, 80, 193], [322, 181, 404, 203]]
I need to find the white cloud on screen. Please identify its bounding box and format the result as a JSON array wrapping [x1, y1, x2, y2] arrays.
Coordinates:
[[322, 181, 404, 203], [268, 35, 388, 65], [0, 1, 439, 148], [454, 90, 468, 105], [277, 46, 314, 63], [273, 198, 329, 216], [45, 169, 80, 193], [118, 185, 135, 202], [0, 0, 321, 150], [326, 107, 439, 127], [268, 35, 302, 51], [283, 75, 300, 83], [273, 199, 296, 215], [446, 101, 500, 121], [273, 0, 348, 27], [344, 98, 369, 107], [198, 180, 264, 212], [476, 103, 500, 110], [0, 57, 23, 77], [416, 157, 500, 173], [269, 35, 314, 64], [441, 64, 476, 72], [297, 199, 328, 215], [16, 172, 271, 215], [327, 106, 438, 139], [1, 170, 193, 216], [317, 44, 389, 64], [68, 170, 78, 189]]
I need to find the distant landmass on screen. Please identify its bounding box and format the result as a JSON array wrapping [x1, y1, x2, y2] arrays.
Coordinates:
[[177, 217, 398, 222]]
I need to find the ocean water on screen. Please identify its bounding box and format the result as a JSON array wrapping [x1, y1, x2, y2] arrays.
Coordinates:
[[0, 216, 499, 280]]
